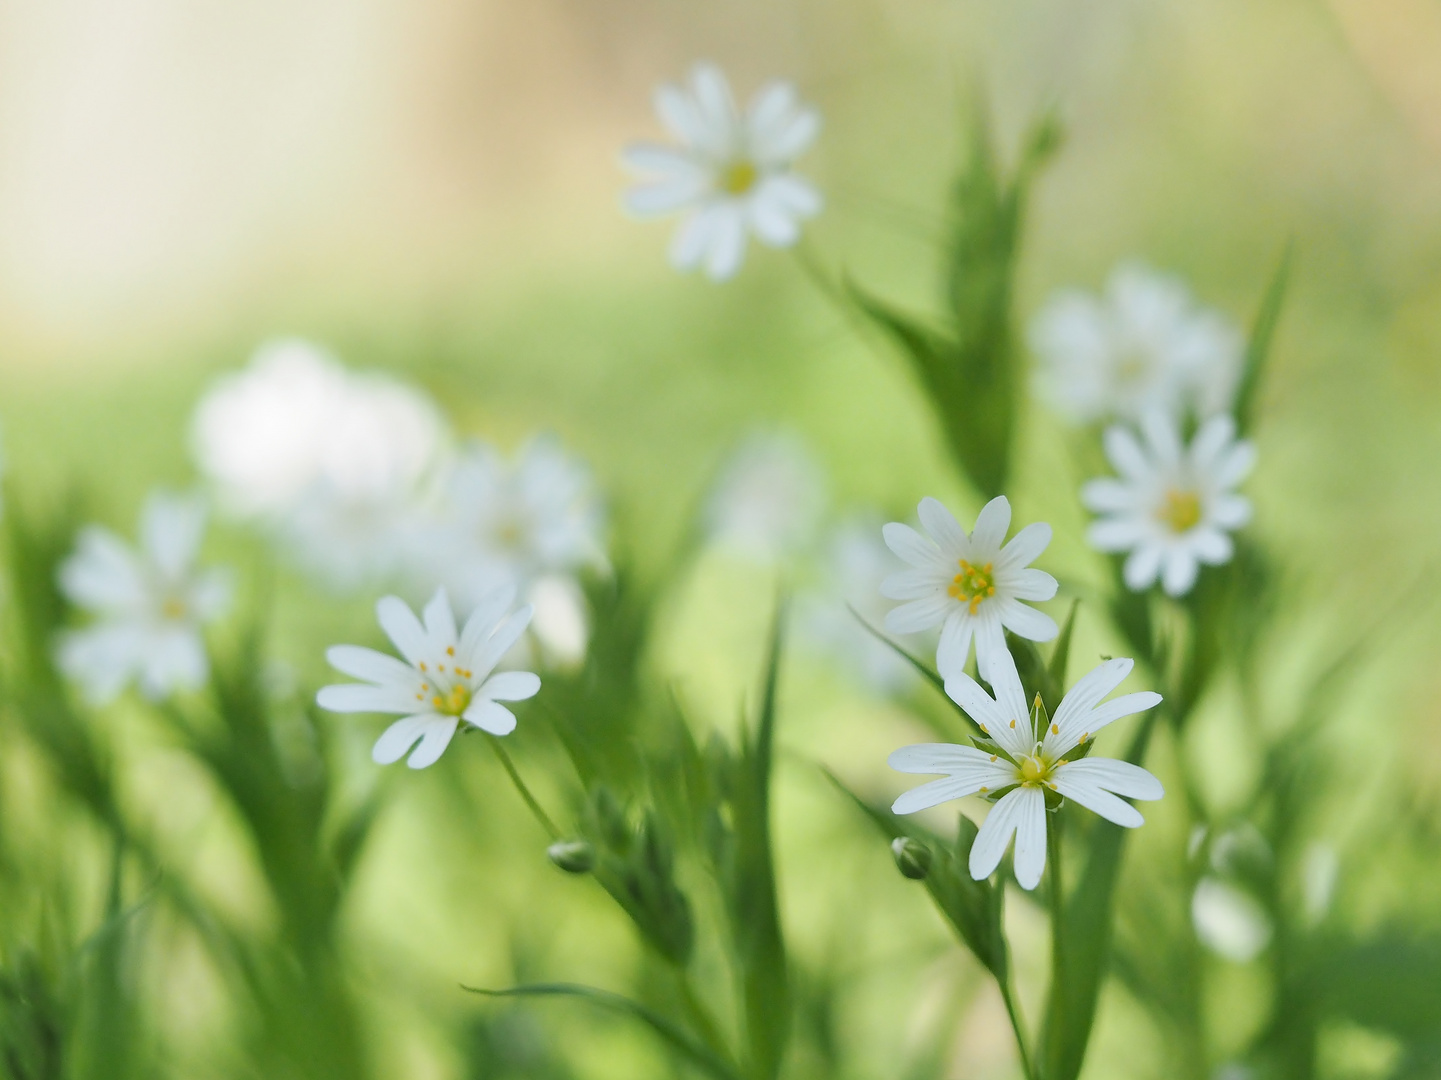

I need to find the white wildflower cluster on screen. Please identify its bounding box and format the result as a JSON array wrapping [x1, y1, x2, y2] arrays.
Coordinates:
[[1029, 263, 1257, 597]]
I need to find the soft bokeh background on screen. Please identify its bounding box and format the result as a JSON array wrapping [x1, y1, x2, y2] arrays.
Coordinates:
[[2, 1, 1440, 1077]]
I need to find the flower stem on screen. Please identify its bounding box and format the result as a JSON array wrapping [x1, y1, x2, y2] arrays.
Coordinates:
[[1048, 809, 1067, 1014], [998, 976, 1037, 1080], [487, 736, 560, 840]]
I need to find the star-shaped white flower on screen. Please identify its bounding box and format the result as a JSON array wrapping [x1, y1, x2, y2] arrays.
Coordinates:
[[623, 62, 822, 281], [889, 648, 1164, 890], [881, 496, 1058, 682], [1082, 411, 1255, 597], [317, 588, 540, 769], [56, 492, 232, 704], [1029, 261, 1243, 425]]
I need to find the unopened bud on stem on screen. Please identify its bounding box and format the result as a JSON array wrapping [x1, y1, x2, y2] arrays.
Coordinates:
[[891, 836, 932, 880], [547, 839, 595, 874]]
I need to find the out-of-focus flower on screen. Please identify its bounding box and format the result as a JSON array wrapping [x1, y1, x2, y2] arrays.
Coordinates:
[[889, 648, 1163, 890], [56, 492, 231, 703], [795, 513, 920, 694], [1082, 412, 1255, 597], [623, 62, 822, 281], [190, 338, 448, 590], [703, 431, 826, 564], [1029, 262, 1243, 425], [317, 587, 539, 770], [1192, 877, 1272, 961], [881, 496, 1057, 682]]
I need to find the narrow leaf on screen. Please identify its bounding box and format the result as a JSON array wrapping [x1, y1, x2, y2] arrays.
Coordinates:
[[1234, 242, 1294, 435]]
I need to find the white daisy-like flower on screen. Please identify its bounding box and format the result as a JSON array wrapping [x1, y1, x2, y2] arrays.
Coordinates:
[[191, 338, 448, 590], [1029, 261, 1243, 425], [623, 62, 822, 281], [889, 648, 1164, 890], [703, 430, 826, 564], [1082, 411, 1255, 597], [56, 492, 232, 704], [881, 496, 1058, 682], [317, 587, 540, 769]]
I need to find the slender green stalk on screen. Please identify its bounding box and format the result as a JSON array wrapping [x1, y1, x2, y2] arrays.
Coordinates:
[[999, 976, 1037, 1080], [674, 969, 737, 1073], [1048, 811, 1066, 1008], [487, 736, 560, 840]]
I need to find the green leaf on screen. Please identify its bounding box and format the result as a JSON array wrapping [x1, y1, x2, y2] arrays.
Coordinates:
[[1234, 242, 1294, 436], [846, 605, 983, 739], [1046, 600, 1081, 708], [462, 983, 741, 1080]]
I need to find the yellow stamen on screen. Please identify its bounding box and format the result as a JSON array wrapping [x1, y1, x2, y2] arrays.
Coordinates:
[[1009, 719, 1016, 729], [979, 723, 988, 734], [446, 646, 455, 657], [947, 559, 996, 615], [430, 684, 473, 716], [1158, 489, 1202, 533], [719, 159, 758, 195], [989, 755, 997, 762], [161, 597, 186, 619], [1052, 724, 1059, 735], [979, 786, 989, 795]]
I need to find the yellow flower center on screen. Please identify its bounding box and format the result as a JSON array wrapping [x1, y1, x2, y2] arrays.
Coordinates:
[[719, 159, 759, 196], [948, 559, 996, 615], [431, 684, 472, 717], [1158, 489, 1202, 533], [160, 597, 187, 620], [1018, 753, 1055, 787]]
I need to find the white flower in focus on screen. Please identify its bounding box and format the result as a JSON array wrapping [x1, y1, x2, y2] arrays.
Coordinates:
[[1191, 878, 1272, 961], [1082, 412, 1255, 597], [56, 492, 232, 703], [191, 339, 448, 590], [703, 431, 826, 564], [881, 496, 1058, 682], [1030, 262, 1243, 424], [889, 648, 1164, 890], [623, 63, 822, 281], [317, 587, 540, 769]]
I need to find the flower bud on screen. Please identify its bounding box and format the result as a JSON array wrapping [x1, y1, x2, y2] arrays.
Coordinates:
[[891, 836, 932, 880], [547, 839, 595, 874]]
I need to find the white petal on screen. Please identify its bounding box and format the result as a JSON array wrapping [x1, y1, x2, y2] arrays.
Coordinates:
[[968, 787, 1030, 883], [464, 699, 517, 735], [376, 595, 429, 666], [1189, 414, 1236, 471], [480, 670, 541, 702], [669, 206, 722, 270], [468, 605, 536, 680], [1052, 770, 1144, 828], [139, 628, 209, 699], [885, 594, 950, 635], [1058, 757, 1164, 800], [326, 644, 415, 686], [1052, 690, 1162, 753], [744, 81, 797, 144], [1123, 543, 1164, 590], [1216, 441, 1257, 488], [372, 715, 431, 765], [746, 188, 801, 247], [689, 63, 739, 151], [316, 683, 416, 714], [1140, 411, 1183, 466], [422, 588, 458, 650], [1189, 527, 1234, 565], [407, 717, 460, 768], [969, 496, 1012, 557], [942, 671, 1009, 740], [751, 102, 820, 164], [1011, 787, 1049, 890], [1080, 479, 1138, 514], [1103, 426, 1152, 482], [971, 612, 1008, 685], [58, 529, 148, 614], [980, 645, 1031, 746], [996, 521, 1052, 572], [1211, 494, 1252, 529], [754, 173, 821, 217], [893, 774, 993, 815], [1089, 517, 1146, 553], [1161, 548, 1200, 596], [56, 624, 139, 704], [1053, 657, 1133, 738], [888, 742, 1004, 774], [882, 521, 948, 570], [625, 177, 707, 216], [936, 611, 974, 681], [141, 492, 206, 581], [458, 584, 519, 663], [996, 598, 1058, 643], [703, 206, 748, 280], [880, 569, 943, 601], [917, 497, 971, 559], [621, 142, 704, 177], [1003, 567, 1059, 602]]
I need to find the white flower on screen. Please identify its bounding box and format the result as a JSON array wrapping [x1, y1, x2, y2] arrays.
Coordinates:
[[1191, 878, 1272, 961], [881, 496, 1058, 682], [1082, 412, 1255, 597], [889, 648, 1164, 890], [623, 62, 822, 281], [56, 492, 232, 704], [703, 431, 826, 564], [317, 587, 540, 769], [191, 338, 448, 590], [1029, 261, 1243, 425], [414, 436, 605, 610]]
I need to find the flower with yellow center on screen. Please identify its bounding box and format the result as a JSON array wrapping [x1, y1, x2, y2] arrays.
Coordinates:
[[56, 491, 232, 704], [1082, 411, 1255, 596], [882, 495, 1059, 683], [889, 647, 1164, 890], [622, 62, 823, 281], [317, 586, 541, 770]]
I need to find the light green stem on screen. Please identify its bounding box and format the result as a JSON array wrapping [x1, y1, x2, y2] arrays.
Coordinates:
[[999, 976, 1038, 1080], [487, 736, 560, 840]]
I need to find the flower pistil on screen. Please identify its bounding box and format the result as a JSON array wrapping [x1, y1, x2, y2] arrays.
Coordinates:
[[948, 559, 996, 614]]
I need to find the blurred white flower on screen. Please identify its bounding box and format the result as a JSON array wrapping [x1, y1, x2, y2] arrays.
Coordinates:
[[1030, 262, 1243, 425], [1082, 412, 1255, 597], [795, 514, 921, 695], [1192, 877, 1272, 961], [317, 587, 539, 770], [191, 338, 448, 590], [890, 648, 1163, 890], [414, 436, 605, 609], [623, 62, 822, 281], [881, 496, 1058, 682], [703, 431, 826, 564], [56, 492, 232, 704]]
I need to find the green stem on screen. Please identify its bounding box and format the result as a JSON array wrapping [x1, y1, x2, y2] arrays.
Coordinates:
[[1048, 809, 1066, 995], [792, 240, 845, 307], [487, 736, 560, 840], [674, 969, 737, 1074], [999, 976, 1038, 1080]]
